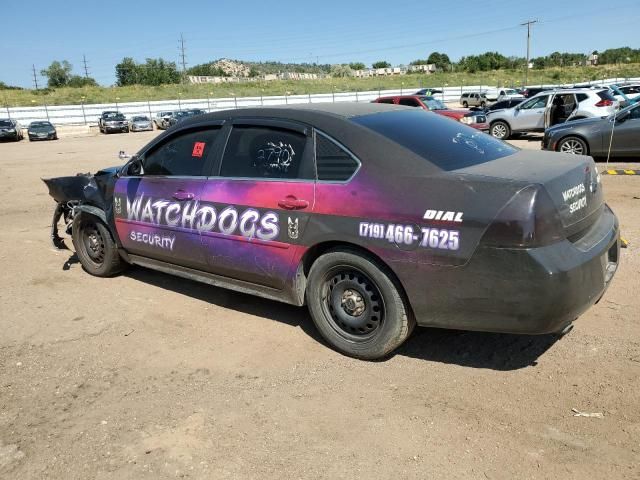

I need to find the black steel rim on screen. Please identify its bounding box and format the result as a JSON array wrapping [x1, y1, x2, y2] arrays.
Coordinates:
[[320, 266, 384, 340], [82, 224, 105, 265]]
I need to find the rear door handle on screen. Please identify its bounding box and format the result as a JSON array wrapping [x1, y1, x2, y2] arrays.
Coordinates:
[[278, 195, 309, 210], [172, 190, 195, 201]]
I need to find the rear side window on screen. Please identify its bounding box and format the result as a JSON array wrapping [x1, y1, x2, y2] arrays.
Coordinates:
[[220, 126, 312, 180], [354, 110, 517, 171], [315, 132, 360, 182], [144, 128, 219, 176], [398, 98, 420, 107], [576, 93, 589, 102]]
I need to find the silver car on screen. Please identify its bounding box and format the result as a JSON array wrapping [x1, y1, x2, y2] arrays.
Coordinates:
[[487, 88, 619, 140], [130, 115, 153, 132], [154, 111, 174, 130]]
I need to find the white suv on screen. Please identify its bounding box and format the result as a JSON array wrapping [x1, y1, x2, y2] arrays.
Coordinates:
[[487, 88, 619, 140]]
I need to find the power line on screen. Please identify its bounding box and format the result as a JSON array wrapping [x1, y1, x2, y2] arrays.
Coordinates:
[[521, 19, 538, 85], [82, 54, 90, 78]]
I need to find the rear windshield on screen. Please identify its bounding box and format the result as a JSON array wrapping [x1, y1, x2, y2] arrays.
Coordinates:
[[353, 110, 517, 171]]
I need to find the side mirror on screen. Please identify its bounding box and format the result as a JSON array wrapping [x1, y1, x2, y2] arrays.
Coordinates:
[[118, 155, 143, 177], [616, 110, 630, 123]]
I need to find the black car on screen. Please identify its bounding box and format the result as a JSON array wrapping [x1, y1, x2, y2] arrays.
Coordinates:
[[414, 88, 443, 96], [28, 121, 57, 141], [485, 98, 525, 112], [167, 109, 206, 128], [522, 87, 552, 98], [0, 119, 24, 141], [42, 103, 620, 359], [543, 101, 640, 157]]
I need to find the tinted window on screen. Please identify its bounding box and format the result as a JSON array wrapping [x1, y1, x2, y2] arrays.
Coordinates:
[[398, 98, 420, 107], [144, 128, 219, 176], [353, 110, 517, 171], [576, 93, 589, 102], [0, 120, 13, 127], [220, 126, 311, 180], [377, 98, 395, 104], [315, 132, 359, 181]]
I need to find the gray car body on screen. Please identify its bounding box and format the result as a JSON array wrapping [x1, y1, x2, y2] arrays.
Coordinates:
[[543, 102, 640, 157]]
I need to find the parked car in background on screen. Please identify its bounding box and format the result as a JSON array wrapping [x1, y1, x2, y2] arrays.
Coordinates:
[[487, 88, 619, 140], [484, 98, 525, 113], [374, 95, 488, 130], [166, 109, 207, 128], [460, 92, 488, 108], [98, 111, 129, 134], [186, 108, 206, 116], [542, 101, 640, 157], [130, 116, 153, 132], [414, 88, 443, 96], [522, 87, 553, 98], [28, 121, 57, 141], [496, 88, 525, 102], [610, 84, 640, 106], [42, 103, 620, 359], [0, 119, 24, 141], [154, 111, 174, 130]]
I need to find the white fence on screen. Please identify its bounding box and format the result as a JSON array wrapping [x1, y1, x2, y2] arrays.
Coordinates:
[[5, 77, 639, 127]]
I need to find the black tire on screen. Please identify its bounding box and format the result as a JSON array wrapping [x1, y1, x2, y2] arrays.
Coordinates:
[[557, 136, 588, 155], [72, 216, 125, 277], [490, 120, 511, 140], [306, 249, 415, 360], [480, 101, 486, 108], [462, 101, 469, 108]]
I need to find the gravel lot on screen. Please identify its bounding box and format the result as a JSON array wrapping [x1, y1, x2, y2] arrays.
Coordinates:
[[1, 130, 638, 479]]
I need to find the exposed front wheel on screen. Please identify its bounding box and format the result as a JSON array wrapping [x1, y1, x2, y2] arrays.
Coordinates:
[[557, 136, 588, 155], [490, 121, 511, 140], [306, 250, 414, 360], [72, 216, 125, 277], [462, 101, 469, 107]]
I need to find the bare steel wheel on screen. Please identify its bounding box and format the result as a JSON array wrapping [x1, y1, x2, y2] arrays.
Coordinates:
[[558, 137, 588, 155], [306, 249, 414, 359], [72, 215, 125, 277]]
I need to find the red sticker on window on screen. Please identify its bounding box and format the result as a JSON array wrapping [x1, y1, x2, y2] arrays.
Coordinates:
[[192, 141, 205, 158]]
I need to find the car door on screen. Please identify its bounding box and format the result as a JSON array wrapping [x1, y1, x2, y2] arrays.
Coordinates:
[[199, 120, 315, 289], [513, 94, 550, 130], [113, 124, 224, 269], [611, 104, 640, 155]]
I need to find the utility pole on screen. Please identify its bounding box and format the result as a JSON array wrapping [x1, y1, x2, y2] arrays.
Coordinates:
[[32, 64, 39, 90], [521, 20, 537, 86], [82, 54, 90, 78], [179, 33, 187, 82]]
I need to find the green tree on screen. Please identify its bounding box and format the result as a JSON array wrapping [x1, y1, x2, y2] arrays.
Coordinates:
[[426, 52, 451, 70], [348, 62, 366, 70], [372, 61, 391, 69], [116, 57, 181, 86], [67, 75, 98, 88], [41, 60, 73, 88], [330, 64, 353, 77], [115, 57, 139, 86]]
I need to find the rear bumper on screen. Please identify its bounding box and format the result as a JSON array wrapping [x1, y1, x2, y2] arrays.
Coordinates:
[[403, 205, 620, 334]]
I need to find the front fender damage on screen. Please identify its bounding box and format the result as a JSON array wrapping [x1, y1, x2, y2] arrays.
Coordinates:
[[42, 167, 119, 249]]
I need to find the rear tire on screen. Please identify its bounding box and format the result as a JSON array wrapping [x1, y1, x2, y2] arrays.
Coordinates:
[[490, 120, 511, 140], [72, 216, 125, 277], [557, 136, 588, 155], [306, 249, 415, 360], [462, 101, 469, 107]]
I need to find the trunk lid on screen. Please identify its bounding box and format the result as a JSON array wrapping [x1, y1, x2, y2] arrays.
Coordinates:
[[457, 149, 603, 237]]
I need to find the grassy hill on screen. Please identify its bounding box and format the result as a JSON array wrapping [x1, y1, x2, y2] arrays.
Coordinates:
[[2, 64, 639, 107]]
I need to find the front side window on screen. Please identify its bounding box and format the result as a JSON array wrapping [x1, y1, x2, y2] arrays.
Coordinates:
[[520, 95, 549, 109], [220, 126, 312, 180], [143, 128, 219, 176]]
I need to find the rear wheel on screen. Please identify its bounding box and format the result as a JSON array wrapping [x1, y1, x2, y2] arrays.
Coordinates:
[[480, 101, 486, 108], [558, 136, 588, 155], [490, 121, 511, 140], [306, 250, 414, 360], [72, 216, 125, 277], [462, 101, 469, 107]]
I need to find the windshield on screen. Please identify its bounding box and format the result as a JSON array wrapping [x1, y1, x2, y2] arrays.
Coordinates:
[[420, 96, 446, 110], [30, 122, 52, 128], [132, 116, 148, 121], [0, 120, 13, 127], [107, 114, 126, 121], [503, 89, 518, 95], [354, 109, 517, 171]]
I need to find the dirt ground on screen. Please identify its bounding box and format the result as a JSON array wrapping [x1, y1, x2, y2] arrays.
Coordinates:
[[0, 130, 639, 480]]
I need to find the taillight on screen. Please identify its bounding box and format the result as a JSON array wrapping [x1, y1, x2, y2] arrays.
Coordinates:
[[480, 185, 565, 248], [595, 99, 613, 107]]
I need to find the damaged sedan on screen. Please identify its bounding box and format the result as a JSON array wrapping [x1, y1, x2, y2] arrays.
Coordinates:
[[43, 103, 621, 359]]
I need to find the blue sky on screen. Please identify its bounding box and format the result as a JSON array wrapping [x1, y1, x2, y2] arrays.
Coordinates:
[[2, 0, 639, 87]]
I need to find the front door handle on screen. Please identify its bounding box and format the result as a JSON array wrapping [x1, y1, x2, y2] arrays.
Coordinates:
[[172, 190, 195, 201], [278, 195, 309, 210]]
